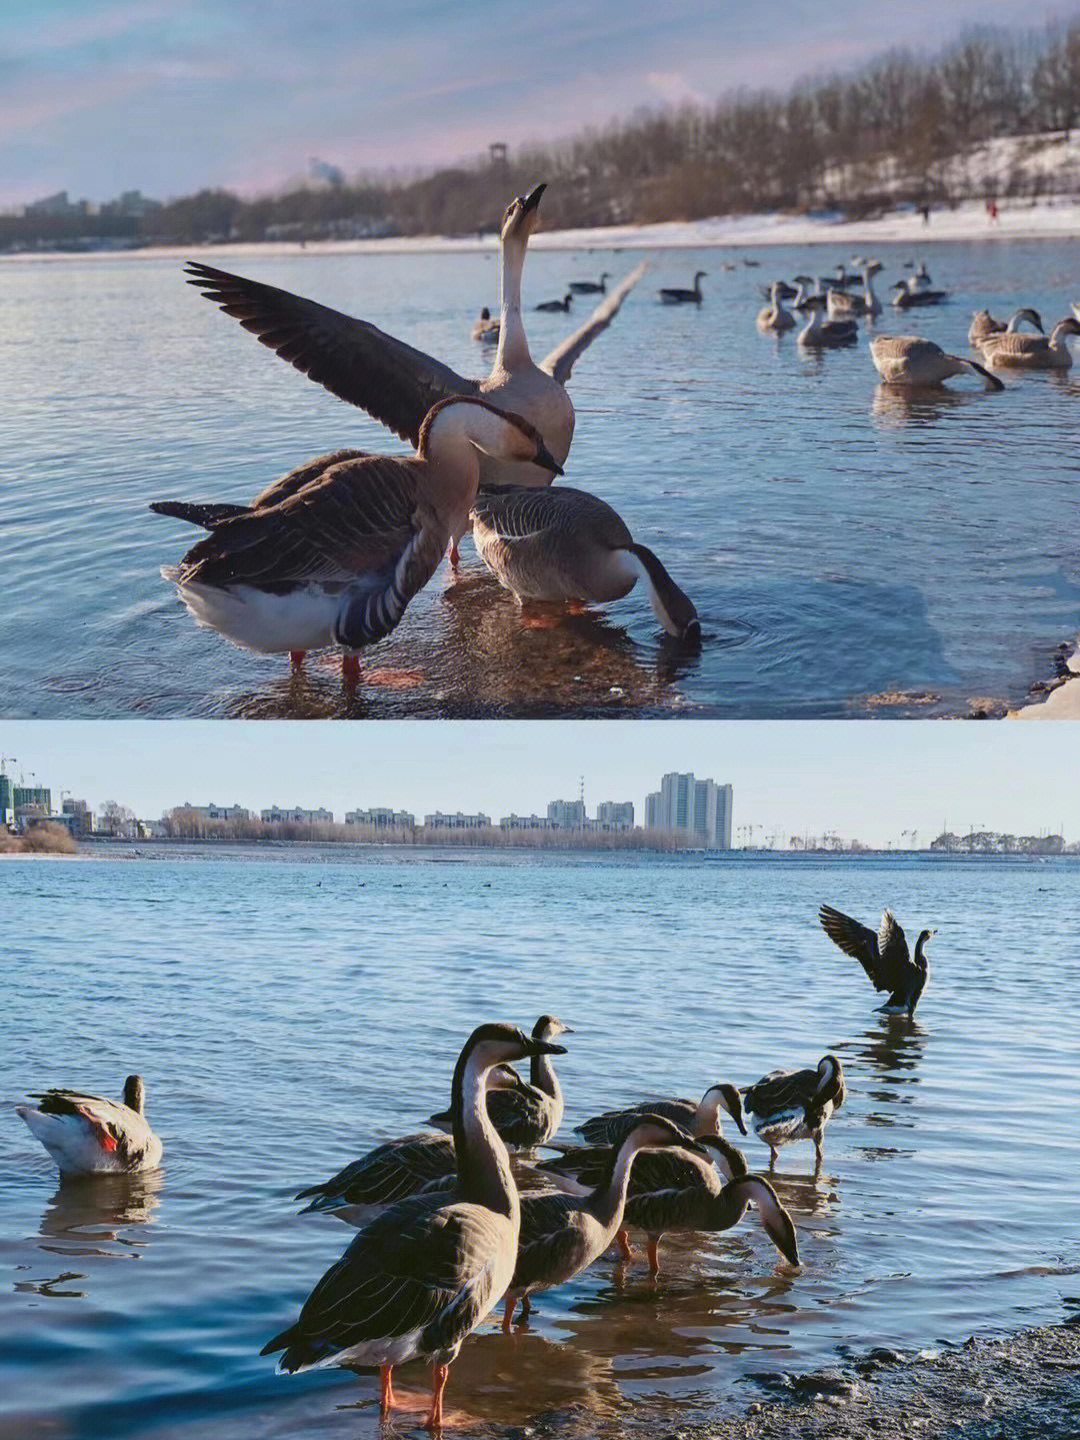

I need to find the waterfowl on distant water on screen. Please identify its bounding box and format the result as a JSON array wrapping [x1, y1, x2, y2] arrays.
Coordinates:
[[891, 277, 948, 308], [819, 904, 935, 1015], [797, 295, 858, 348], [828, 262, 883, 318], [968, 307, 1043, 349], [568, 272, 611, 294], [153, 397, 561, 685], [743, 1055, 846, 1170], [659, 271, 706, 304], [16, 1075, 162, 1176], [472, 306, 500, 342], [869, 336, 1003, 391], [756, 282, 796, 333], [470, 486, 701, 642], [501, 1115, 705, 1328], [575, 1082, 746, 1148], [427, 1015, 573, 1148], [536, 293, 573, 312], [261, 1022, 567, 1429], [981, 316, 1080, 369]]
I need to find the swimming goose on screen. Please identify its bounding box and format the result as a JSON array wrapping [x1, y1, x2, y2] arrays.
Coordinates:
[[743, 1055, 846, 1169], [819, 903, 935, 1015], [869, 336, 1003, 390], [789, 275, 818, 311], [891, 278, 948, 308], [659, 271, 706, 305], [16, 1075, 162, 1176], [797, 295, 858, 348], [536, 293, 573, 312], [154, 397, 561, 684], [294, 1066, 531, 1223], [261, 1021, 566, 1429], [756, 282, 796, 333], [575, 1082, 746, 1148], [568, 272, 611, 294], [981, 316, 1080, 369], [622, 1168, 798, 1275], [426, 1014, 573, 1148], [968, 307, 1043, 348], [470, 486, 701, 643], [829, 261, 883, 318], [471, 306, 500, 342], [501, 1115, 705, 1328]]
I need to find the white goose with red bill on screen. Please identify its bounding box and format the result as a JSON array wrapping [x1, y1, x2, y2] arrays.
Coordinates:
[[16, 1075, 162, 1176], [742, 1055, 846, 1171], [819, 903, 935, 1015], [574, 1081, 746, 1147], [183, 187, 645, 561], [260, 1021, 567, 1430], [470, 485, 701, 643], [153, 397, 561, 685], [501, 1115, 708, 1330]]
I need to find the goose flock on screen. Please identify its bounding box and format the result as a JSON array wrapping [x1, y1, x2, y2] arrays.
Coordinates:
[[152, 183, 702, 693], [15, 900, 939, 1428]]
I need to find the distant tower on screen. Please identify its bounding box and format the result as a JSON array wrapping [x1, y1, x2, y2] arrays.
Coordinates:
[[489, 142, 508, 171]]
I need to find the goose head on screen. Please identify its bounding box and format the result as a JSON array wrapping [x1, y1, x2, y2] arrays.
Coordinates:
[[501, 183, 546, 245], [1012, 307, 1043, 333], [915, 926, 937, 955], [1052, 316, 1080, 341], [479, 306, 491, 320], [622, 1114, 709, 1157], [698, 1133, 749, 1181], [123, 1075, 146, 1113], [532, 1015, 574, 1042], [421, 397, 564, 475], [814, 1054, 845, 1106], [463, 1021, 568, 1073], [488, 406, 564, 475], [703, 1082, 748, 1135], [732, 1175, 800, 1266]]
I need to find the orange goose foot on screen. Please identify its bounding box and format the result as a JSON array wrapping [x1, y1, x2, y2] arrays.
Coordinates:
[[502, 1295, 516, 1333], [615, 1227, 633, 1260], [425, 1363, 450, 1430], [647, 1237, 662, 1276]]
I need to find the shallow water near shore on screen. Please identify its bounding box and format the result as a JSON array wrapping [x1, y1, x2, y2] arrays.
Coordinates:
[[4, 238, 1080, 717], [2, 847, 1078, 1438]]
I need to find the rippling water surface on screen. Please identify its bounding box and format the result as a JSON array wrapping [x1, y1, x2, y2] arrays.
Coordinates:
[[4, 239, 1080, 717], [2, 847, 1078, 1438]]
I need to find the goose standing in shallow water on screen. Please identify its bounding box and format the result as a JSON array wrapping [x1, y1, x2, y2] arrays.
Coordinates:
[[743, 1055, 846, 1170], [757, 282, 796, 333], [261, 1022, 567, 1429], [154, 397, 561, 685], [819, 903, 935, 1015], [575, 1082, 746, 1147], [17, 1075, 162, 1176], [622, 1168, 798, 1275], [869, 336, 1003, 391], [969, 307, 1043, 349], [470, 486, 701, 642], [659, 271, 706, 305], [980, 316, 1080, 370], [501, 1115, 706, 1328]]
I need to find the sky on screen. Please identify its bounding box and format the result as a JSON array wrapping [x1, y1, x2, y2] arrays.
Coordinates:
[[1, 721, 1075, 846], [2, 0, 1071, 209]]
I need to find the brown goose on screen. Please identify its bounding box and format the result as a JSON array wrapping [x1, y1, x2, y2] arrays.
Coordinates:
[[621, 1170, 799, 1275], [574, 1082, 746, 1147], [869, 336, 1003, 390], [501, 1115, 705, 1329], [968, 307, 1042, 349], [981, 316, 1080, 370], [797, 295, 858, 347], [743, 1055, 846, 1169], [471, 306, 500, 342], [756, 282, 796, 333], [536, 293, 573, 312], [261, 1022, 567, 1429], [568, 272, 611, 294], [153, 397, 561, 684], [659, 271, 706, 305], [16, 1075, 162, 1176], [470, 486, 700, 642], [819, 903, 935, 1015]]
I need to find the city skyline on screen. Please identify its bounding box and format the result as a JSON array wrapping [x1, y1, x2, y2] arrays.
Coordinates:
[[3, 1, 1067, 208], [0, 721, 1074, 848]]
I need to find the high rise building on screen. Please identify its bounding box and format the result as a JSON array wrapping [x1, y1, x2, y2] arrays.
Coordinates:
[[645, 772, 732, 848], [595, 801, 634, 829], [547, 799, 586, 829]]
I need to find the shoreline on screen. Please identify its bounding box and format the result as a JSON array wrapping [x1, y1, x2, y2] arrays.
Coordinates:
[[1011, 636, 1080, 719]]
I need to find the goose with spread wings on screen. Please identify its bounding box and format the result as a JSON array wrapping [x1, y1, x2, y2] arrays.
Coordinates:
[[819, 904, 936, 1014]]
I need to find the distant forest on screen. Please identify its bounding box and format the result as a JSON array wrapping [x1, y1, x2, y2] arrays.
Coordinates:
[[7, 20, 1080, 250]]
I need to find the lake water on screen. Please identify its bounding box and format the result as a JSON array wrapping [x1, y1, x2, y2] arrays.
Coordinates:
[[3, 238, 1080, 718], [2, 847, 1078, 1439]]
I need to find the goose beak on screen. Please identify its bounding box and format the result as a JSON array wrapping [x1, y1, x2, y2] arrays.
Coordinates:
[[535, 442, 564, 477], [523, 183, 547, 213], [528, 1039, 567, 1057]]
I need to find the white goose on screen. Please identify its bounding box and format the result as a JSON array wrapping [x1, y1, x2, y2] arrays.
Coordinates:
[[17, 1075, 162, 1176]]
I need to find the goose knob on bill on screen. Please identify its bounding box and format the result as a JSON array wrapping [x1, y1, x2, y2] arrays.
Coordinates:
[[260, 1022, 567, 1430], [16, 1075, 162, 1176], [742, 1055, 846, 1172], [819, 903, 935, 1015]]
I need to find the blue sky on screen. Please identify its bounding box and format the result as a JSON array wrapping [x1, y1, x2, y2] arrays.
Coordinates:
[[0, 721, 1075, 845], [2, 1, 1068, 207]]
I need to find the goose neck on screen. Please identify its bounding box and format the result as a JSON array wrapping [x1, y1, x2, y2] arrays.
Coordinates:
[[530, 1047, 561, 1102], [452, 1047, 517, 1219], [588, 1134, 641, 1232], [495, 234, 532, 370]]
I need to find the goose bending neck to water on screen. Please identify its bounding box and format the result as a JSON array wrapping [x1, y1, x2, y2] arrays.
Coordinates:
[[575, 1082, 746, 1148], [153, 397, 561, 685], [743, 1055, 846, 1170], [981, 316, 1080, 370], [17, 1075, 162, 1176], [969, 307, 1042, 349], [261, 1022, 567, 1429], [659, 271, 706, 304], [869, 336, 1003, 391], [501, 1116, 706, 1329], [819, 904, 935, 1014], [470, 486, 701, 643]]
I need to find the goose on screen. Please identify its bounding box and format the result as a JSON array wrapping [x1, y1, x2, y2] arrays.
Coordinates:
[[790, 275, 819, 311], [831, 261, 883, 318], [969, 307, 1043, 349], [16, 1075, 162, 1176], [819, 903, 936, 1015], [756, 282, 796, 333], [869, 336, 1003, 391], [470, 486, 701, 643], [294, 1065, 533, 1224], [659, 271, 706, 305], [826, 285, 858, 321], [153, 397, 561, 684], [471, 306, 500, 342], [184, 188, 643, 558], [536, 293, 572, 312], [426, 1014, 573, 1147], [574, 1081, 746, 1148], [261, 1021, 567, 1429], [980, 316, 1080, 370], [501, 1115, 705, 1329], [891, 278, 948, 309], [797, 295, 858, 348], [743, 1055, 846, 1170], [568, 272, 611, 294]]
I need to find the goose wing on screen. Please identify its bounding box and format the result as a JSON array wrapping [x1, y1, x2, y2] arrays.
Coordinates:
[[575, 1097, 693, 1147], [743, 1067, 819, 1119], [185, 263, 479, 444], [484, 1086, 549, 1147], [471, 486, 633, 551], [540, 263, 647, 384], [296, 1134, 456, 1210], [819, 903, 911, 991], [513, 1194, 583, 1290]]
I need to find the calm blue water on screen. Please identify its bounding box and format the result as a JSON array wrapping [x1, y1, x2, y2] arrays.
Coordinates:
[[3, 238, 1080, 718], [3, 847, 1078, 1438]]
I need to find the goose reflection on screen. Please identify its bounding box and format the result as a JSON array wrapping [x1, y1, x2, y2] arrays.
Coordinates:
[[870, 384, 974, 429], [37, 1170, 163, 1259]]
